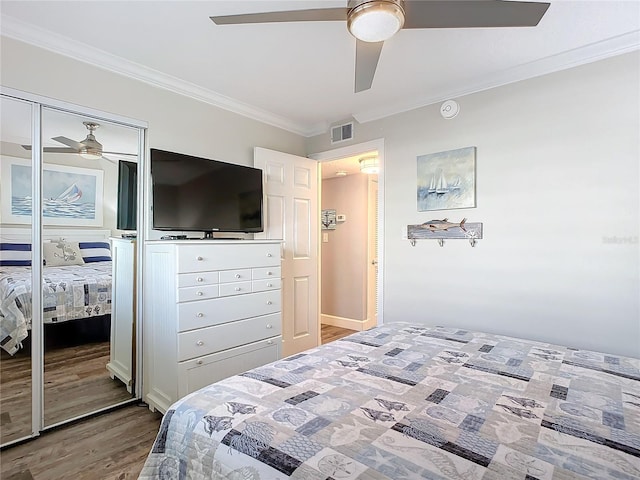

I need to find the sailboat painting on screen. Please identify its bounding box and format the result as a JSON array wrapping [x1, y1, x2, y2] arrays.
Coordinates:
[[1, 156, 103, 226], [417, 146, 476, 211]]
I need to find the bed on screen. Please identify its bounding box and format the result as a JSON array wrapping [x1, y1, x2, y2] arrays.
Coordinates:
[[139, 323, 640, 480], [0, 228, 113, 355]]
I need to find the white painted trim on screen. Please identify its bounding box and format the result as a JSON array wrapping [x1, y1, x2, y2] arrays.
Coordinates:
[[353, 31, 640, 124], [0, 86, 148, 129], [321, 314, 367, 332], [0, 16, 317, 137], [3, 15, 637, 137], [310, 138, 385, 327]]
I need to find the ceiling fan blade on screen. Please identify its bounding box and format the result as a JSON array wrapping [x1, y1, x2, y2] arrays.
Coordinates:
[[355, 40, 384, 93], [211, 7, 348, 25], [52, 136, 84, 150], [21, 144, 78, 153], [103, 151, 138, 157], [402, 0, 550, 29]]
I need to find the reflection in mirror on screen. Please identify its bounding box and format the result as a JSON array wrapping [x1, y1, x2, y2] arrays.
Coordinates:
[[0, 96, 34, 445], [41, 107, 139, 427]]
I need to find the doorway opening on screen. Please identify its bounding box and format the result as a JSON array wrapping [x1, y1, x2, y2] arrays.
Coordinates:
[[314, 139, 383, 339]]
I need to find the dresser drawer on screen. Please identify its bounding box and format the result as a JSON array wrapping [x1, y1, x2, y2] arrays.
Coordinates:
[[177, 285, 219, 303], [178, 313, 281, 361], [178, 290, 281, 332], [219, 269, 252, 283], [177, 243, 280, 273], [219, 281, 252, 297], [177, 336, 282, 398], [252, 278, 281, 292], [253, 266, 281, 280], [178, 272, 219, 288]]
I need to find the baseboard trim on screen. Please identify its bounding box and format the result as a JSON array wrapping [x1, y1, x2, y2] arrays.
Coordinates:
[[321, 314, 370, 331]]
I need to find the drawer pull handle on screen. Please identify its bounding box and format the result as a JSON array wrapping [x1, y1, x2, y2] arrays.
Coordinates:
[[267, 283, 273, 287], [267, 301, 272, 305], [197, 341, 204, 346], [197, 277, 204, 282], [196, 359, 203, 365], [196, 256, 203, 261], [267, 340, 273, 345], [197, 313, 204, 318], [196, 291, 204, 296], [266, 324, 273, 329], [235, 273, 241, 278], [267, 253, 272, 257], [267, 271, 273, 276], [235, 287, 241, 291]]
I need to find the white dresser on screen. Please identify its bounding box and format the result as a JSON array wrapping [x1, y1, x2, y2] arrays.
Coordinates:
[[143, 240, 282, 413], [107, 237, 136, 393]]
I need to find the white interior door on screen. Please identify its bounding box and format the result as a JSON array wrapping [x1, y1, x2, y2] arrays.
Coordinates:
[[254, 147, 319, 357]]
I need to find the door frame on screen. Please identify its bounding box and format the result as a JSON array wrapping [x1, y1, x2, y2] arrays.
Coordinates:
[[310, 138, 385, 326]]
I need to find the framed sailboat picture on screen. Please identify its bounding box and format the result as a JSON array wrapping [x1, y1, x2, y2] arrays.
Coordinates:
[[416, 146, 476, 211], [1, 156, 104, 226]]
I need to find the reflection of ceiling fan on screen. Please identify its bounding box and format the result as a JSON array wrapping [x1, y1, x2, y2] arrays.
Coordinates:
[[211, 0, 550, 92], [23, 121, 137, 162]]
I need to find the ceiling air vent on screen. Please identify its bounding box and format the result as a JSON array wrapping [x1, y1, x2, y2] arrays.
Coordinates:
[[330, 122, 353, 144]]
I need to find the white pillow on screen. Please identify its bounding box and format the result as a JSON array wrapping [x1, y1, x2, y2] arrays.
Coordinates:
[[43, 241, 85, 266]]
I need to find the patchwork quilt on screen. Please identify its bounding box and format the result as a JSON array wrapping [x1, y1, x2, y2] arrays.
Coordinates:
[[139, 323, 640, 480], [0, 263, 112, 354]]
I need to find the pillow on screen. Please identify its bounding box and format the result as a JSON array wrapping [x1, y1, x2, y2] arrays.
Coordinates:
[[79, 241, 112, 263], [0, 243, 32, 266], [43, 241, 85, 267]]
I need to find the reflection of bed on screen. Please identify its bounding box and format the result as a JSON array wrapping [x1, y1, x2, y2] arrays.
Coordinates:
[[139, 323, 640, 479], [0, 228, 113, 355]]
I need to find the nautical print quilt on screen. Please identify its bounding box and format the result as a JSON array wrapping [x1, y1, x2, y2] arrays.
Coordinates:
[[139, 323, 640, 480], [0, 262, 112, 355]]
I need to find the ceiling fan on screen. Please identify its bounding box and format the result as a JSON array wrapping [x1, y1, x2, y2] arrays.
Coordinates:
[[211, 0, 550, 93], [23, 121, 137, 162]]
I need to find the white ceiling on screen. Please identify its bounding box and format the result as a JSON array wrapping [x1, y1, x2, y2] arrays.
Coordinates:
[[1, 1, 639, 137]]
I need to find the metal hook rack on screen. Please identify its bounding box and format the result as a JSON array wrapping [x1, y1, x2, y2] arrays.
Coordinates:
[[407, 219, 483, 247]]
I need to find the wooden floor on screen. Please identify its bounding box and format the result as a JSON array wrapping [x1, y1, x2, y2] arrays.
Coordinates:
[[0, 404, 162, 480], [1, 341, 133, 445], [0, 325, 355, 479], [321, 323, 357, 344]]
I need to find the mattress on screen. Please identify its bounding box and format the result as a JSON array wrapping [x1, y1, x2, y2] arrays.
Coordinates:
[[139, 323, 640, 480], [0, 262, 112, 354]]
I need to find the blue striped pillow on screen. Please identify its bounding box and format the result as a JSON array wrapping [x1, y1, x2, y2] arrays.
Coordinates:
[[79, 241, 112, 263], [0, 243, 32, 266]]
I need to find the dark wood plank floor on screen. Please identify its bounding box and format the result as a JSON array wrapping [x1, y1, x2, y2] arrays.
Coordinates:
[[1, 325, 356, 479], [321, 324, 357, 344], [1, 341, 133, 445], [0, 404, 162, 480]]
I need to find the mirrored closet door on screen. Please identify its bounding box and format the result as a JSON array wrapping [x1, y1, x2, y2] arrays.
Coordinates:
[[0, 95, 35, 445], [0, 89, 146, 445], [41, 107, 141, 427]]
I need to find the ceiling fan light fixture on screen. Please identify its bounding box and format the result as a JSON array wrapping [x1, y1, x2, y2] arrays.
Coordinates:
[[79, 122, 103, 159], [359, 156, 379, 174], [348, 0, 404, 43], [79, 147, 102, 160]]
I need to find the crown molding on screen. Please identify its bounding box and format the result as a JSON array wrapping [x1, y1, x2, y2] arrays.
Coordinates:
[[3, 15, 638, 138], [353, 30, 640, 124], [0, 15, 321, 137]]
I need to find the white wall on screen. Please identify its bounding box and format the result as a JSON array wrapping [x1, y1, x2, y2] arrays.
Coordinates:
[[1, 37, 307, 238], [321, 174, 369, 322], [307, 52, 640, 358]]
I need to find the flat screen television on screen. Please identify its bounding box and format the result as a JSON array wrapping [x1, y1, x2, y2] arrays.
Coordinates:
[[116, 160, 137, 231], [150, 148, 263, 236]]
